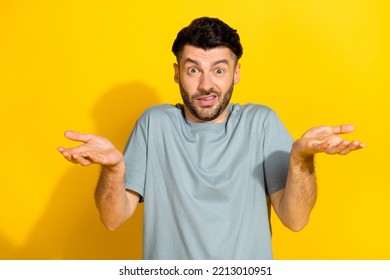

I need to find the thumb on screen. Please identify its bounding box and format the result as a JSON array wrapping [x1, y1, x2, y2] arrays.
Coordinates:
[[332, 124, 355, 135], [64, 130, 92, 143]]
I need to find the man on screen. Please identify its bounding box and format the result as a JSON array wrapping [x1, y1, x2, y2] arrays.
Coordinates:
[[58, 17, 365, 259]]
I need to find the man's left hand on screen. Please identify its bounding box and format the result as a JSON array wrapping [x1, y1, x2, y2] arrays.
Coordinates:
[[293, 124, 365, 156]]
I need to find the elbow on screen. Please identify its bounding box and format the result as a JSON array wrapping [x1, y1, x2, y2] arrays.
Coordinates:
[[288, 224, 306, 232], [104, 223, 120, 232], [97, 206, 133, 231], [100, 217, 124, 231], [96, 196, 137, 231], [285, 218, 309, 232]]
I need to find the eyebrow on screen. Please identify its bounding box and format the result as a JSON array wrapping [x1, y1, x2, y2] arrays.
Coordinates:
[[183, 57, 230, 67]]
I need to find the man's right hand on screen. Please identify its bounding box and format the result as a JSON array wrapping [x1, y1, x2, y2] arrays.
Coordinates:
[[57, 130, 123, 167]]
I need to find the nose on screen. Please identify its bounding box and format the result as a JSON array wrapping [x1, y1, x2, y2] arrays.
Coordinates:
[[198, 73, 214, 92]]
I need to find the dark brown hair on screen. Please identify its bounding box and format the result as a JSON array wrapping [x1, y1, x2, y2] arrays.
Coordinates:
[[172, 17, 243, 61]]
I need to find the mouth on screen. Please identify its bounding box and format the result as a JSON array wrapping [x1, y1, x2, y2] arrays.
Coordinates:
[[195, 94, 217, 107]]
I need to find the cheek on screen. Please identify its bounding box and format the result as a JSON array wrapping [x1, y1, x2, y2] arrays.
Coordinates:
[[217, 77, 234, 91], [180, 75, 199, 93]]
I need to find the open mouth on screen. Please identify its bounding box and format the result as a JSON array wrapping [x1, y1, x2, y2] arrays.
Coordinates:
[[196, 94, 217, 107]]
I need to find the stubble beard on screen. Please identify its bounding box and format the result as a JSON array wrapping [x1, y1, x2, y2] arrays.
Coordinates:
[[179, 82, 234, 122]]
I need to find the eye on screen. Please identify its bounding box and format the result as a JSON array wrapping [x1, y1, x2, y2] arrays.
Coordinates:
[[215, 68, 225, 74], [188, 67, 198, 74]]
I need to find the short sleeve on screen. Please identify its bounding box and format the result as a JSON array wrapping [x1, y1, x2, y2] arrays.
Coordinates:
[[262, 110, 293, 195], [123, 118, 148, 200]]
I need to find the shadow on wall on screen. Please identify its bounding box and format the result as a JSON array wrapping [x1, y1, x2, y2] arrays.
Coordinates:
[[0, 232, 17, 260], [18, 82, 160, 259]]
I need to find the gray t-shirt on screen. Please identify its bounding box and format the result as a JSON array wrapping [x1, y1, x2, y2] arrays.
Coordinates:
[[124, 103, 293, 259]]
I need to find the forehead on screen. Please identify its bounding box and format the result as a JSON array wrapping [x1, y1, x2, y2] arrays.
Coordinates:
[[179, 45, 236, 65]]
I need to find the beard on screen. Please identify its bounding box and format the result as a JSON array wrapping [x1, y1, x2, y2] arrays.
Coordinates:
[[179, 82, 234, 122]]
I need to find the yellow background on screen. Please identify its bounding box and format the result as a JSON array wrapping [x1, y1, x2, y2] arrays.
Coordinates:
[[1, 0, 389, 259]]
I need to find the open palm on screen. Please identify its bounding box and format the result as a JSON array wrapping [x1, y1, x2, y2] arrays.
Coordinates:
[[296, 124, 365, 156], [58, 130, 123, 166]]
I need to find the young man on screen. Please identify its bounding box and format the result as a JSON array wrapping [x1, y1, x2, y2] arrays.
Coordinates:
[[58, 17, 365, 259]]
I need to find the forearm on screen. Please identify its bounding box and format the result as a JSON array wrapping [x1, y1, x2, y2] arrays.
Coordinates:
[[278, 147, 317, 231], [95, 161, 131, 231], [274, 124, 365, 231]]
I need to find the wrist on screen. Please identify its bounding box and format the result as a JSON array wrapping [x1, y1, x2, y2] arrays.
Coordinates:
[[102, 159, 125, 173], [291, 142, 315, 174]]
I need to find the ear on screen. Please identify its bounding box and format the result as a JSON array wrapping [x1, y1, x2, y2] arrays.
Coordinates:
[[233, 63, 241, 84], [173, 63, 179, 83]]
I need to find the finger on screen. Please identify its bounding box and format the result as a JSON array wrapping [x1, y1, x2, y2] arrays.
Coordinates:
[[59, 147, 87, 164], [313, 139, 350, 155], [84, 151, 113, 166], [64, 130, 92, 143], [83, 151, 102, 164], [71, 153, 93, 166], [59, 149, 78, 164], [331, 124, 355, 135], [59, 145, 86, 159], [76, 151, 105, 166], [339, 140, 365, 155], [327, 140, 351, 155], [358, 142, 366, 149], [57, 147, 70, 158], [310, 141, 332, 153]]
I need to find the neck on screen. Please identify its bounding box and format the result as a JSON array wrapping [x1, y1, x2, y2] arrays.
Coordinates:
[[183, 105, 230, 123]]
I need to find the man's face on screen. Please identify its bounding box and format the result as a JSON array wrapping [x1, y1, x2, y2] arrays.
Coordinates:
[[174, 45, 240, 123]]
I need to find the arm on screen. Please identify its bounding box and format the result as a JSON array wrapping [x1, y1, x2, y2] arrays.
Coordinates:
[[58, 130, 140, 230], [95, 162, 140, 231], [270, 124, 365, 232]]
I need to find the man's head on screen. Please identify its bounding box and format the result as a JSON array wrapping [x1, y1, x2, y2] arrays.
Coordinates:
[[172, 17, 243, 123], [172, 17, 243, 64]]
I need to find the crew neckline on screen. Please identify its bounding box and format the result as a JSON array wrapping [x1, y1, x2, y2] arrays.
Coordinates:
[[176, 103, 235, 132]]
